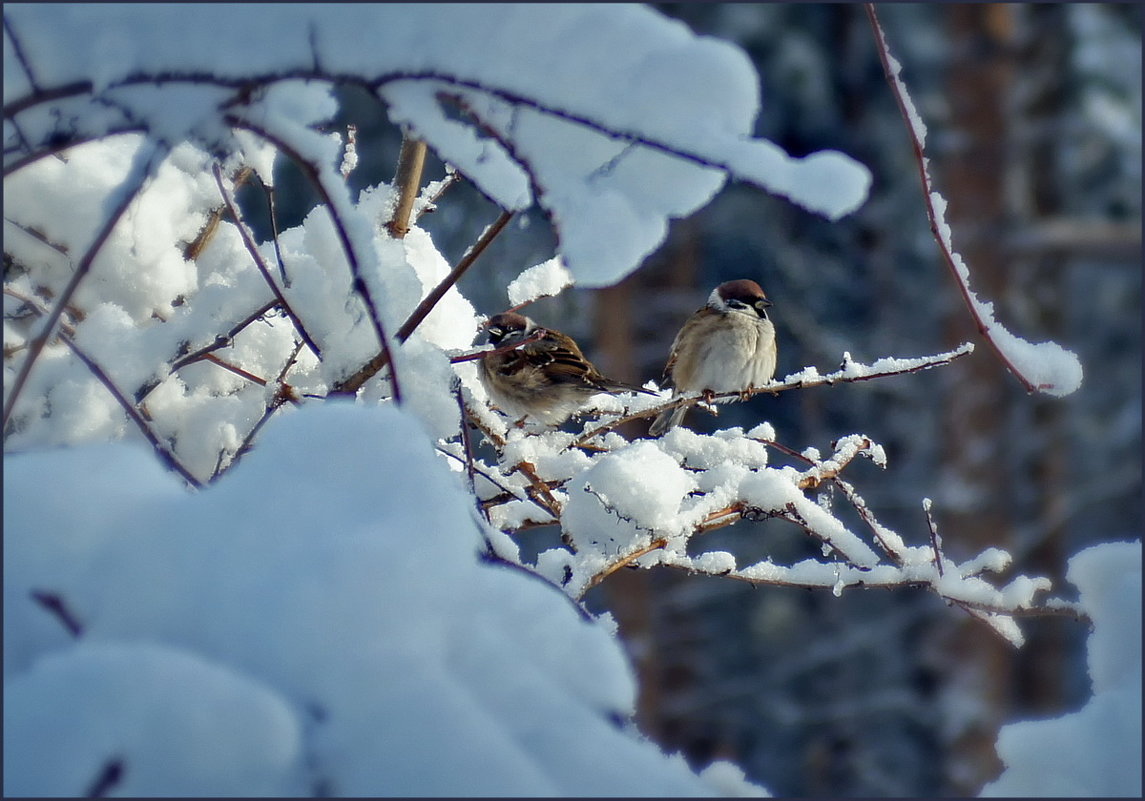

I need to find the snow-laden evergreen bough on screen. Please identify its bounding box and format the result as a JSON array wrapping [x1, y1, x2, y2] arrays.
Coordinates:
[[4, 4, 1096, 797]]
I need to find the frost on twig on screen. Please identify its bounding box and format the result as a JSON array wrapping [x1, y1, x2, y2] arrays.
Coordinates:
[[460, 348, 1084, 647], [575, 343, 975, 446], [864, 3, 1083, 397]]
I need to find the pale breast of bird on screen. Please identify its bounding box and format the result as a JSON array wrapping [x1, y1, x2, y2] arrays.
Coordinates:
[[673, 313, 777, 394]]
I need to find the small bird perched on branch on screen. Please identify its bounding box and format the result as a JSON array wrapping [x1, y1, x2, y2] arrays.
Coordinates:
[[649, 279, 778, 436], [479, 312, 654, 426]]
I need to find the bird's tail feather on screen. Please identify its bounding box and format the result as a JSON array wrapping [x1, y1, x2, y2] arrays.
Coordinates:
[[648, 404, 687, 437]]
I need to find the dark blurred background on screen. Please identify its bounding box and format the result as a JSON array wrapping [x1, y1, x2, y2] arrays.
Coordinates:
[[256, 4, 1141, 795]]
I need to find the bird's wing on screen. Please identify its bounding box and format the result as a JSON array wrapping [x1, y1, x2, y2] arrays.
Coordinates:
[[661, 305, 712, 388]]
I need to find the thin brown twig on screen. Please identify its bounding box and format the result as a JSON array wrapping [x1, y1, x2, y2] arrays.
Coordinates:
[[225, 116, 402, 404], [166, 300, 279, 370], [864, 3, 1042, 394], [511, 459, 564, 517], [448, 327, 546, 365], [59, 328, 203, 488], [576, 344, 974, 445], [211, 162, 322, 358], [332, 209, 515, 395], [578, 538, 669, 597], [138, 298, 279, 402], [209, 341, 304, 483], [4, 215, 71, 257], [413, 168, 462, 223], [182, 166, 254, 261], [201, 353, 268, 386], [398, 210, 514, 343]]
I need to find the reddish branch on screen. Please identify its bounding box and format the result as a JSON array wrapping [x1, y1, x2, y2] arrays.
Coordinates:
[[209, 339, 304, 482], [332, 209, 514, 395], [864, 3, 1042, 394], [575, 343, 974, 446], [448, 325, 546, 365]]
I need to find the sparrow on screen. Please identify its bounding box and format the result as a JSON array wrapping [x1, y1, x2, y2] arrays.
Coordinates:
[[648, 279, 777, 436], [478, 312, 653, 426]]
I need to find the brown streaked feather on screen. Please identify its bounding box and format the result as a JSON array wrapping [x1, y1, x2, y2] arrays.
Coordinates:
[[661, 305, 718, 388]]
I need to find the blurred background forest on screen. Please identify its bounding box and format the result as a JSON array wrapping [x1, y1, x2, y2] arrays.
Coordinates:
[[248, 4, 1141, 796]]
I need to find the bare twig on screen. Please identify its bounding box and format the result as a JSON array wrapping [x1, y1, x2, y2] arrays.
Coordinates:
[[225, 116, 402, 403], [385, 135, 427, 238], [3, 139, 166, 432], [510, 460, 564, 518], [923, 498, 945, 577], [135, 299, 279, 403], [332, 208, 514, 395], [182, 166, 254, 261], [413, 168, 462, 223], [398, 210, 514, 343], [211, 162, 322, 358], [434, 445, 537, 508], [244, 170, 290, 286], [62, 333, 203, 488], [448, 326, 545, 365], [209, 341, 304, 483], [201, 353, 268, 386], [578, 538, 669, 597], [4, 216, 71, 257], [29, 589, 83, 637]]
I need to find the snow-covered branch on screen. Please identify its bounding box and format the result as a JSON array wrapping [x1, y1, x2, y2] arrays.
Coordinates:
[[575, 343, 975, 445], [864, 3, 1083, 398], [466, 368, 1080, 646]]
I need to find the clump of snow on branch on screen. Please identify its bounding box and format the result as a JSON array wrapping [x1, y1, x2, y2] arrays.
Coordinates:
[[928, 194, 1085, 396], [507, 257, 575, 307], [4, 4, 869, 289]]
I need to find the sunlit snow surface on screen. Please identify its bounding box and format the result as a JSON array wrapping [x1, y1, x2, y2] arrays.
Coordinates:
[[3, 403, 768, 797], [3, 3, 870, 289], [981, 541, 1142, 798]]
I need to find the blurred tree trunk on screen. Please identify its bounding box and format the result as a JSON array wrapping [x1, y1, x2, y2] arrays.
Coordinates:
[[591, 217, 704, 743], [1006, 3, 1075, 718], [931, 3, 1019, 794]]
